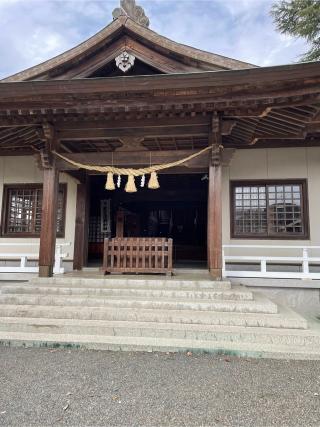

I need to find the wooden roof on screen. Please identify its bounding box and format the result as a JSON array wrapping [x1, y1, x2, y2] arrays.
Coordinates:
[[0, 7, 319, 162], [0, 61, 319, 159], [1, 15, 255, 83]]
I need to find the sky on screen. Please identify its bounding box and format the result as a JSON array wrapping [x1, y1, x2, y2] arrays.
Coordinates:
[[0, 0, 309, 79]]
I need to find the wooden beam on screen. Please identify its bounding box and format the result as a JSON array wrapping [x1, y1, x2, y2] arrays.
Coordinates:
[[0, 61, 319, 98], [0, 150, 35, 156], [56, 149, 210, 170], [57, 125, 209, 140], [207, 113, 222, 280], [252, 133, 307, 143], [55, 116, 210, 130]]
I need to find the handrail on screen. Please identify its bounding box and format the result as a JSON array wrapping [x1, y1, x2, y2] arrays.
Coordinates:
[[223, 245, 320, 249], [222, 244, 320, 280], [0, 242, 71, 247], [0, 242, 71, 274]]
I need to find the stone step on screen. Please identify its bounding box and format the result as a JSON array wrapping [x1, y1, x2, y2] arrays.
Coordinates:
[[0, 284, 253, 301], [0, 316, 316, 347], [0, 303, 306, 329], [0, 330, 319, 360], [0, 293, 277, 314], [29, 277, 232, 290]]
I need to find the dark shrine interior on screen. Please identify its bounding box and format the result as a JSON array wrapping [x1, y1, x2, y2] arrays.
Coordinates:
[[87, 173, 208, 266]]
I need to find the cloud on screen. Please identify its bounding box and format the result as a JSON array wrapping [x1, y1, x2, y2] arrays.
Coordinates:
[[0, 0, 309, 79]]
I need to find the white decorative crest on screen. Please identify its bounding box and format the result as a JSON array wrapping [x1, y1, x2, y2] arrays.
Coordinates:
[[115, 51, 135, 73]]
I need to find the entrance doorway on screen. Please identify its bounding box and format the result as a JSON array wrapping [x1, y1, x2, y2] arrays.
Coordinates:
[[87, 173, 208, 267]]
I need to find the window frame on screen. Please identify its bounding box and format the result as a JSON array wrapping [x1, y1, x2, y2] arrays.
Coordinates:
[[230, 179, 310, 240], [1, 183, 67, 238]]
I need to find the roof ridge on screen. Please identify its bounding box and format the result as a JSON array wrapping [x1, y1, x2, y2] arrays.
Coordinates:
[[2, 15, 256, 82]]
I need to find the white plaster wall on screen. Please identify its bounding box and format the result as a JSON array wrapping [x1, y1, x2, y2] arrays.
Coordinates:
[[0, 156, 78, 260], [222, 147, 320, 257]]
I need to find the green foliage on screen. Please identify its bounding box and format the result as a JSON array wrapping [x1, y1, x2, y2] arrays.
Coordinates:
[[271, 0, 320, 61]]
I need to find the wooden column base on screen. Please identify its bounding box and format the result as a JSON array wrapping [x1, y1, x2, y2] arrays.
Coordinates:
[[209, 268, 222, 281], [39, 265, 54, 277]]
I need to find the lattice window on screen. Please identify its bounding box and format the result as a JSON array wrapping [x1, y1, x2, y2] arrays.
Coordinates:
[[89, 216, 105, 243], [2, 185, 66, 237], [231, 181, 308, 238]]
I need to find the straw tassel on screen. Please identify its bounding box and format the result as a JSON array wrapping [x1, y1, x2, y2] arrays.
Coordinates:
[[125, 175, 137, 193], [105, 172, 115, 190], [148, 171, 160, 189]]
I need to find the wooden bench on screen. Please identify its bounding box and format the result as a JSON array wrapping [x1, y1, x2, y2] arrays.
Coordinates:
[[102, 237, 173, 275]]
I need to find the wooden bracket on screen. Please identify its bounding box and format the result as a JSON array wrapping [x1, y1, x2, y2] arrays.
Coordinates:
[[40, 122, 59, 169], [221, 120, 236, 136]]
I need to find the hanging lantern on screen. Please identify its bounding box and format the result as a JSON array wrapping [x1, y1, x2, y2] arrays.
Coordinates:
[[148, 171, 160, 189], [125, 175, 137, 193], [105, 172, 115, 190], [141, 174, 145, 187], [117, 175, 121, 188]]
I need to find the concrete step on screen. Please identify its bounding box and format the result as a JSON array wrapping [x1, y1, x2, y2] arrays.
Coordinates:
[[0, 284, 253, 301], [29, 277, 232, 290], [0, 315, 316, 347], [0, 330, 319, 360], [0, 293, 277, 314], [0, 302, 306, 329]]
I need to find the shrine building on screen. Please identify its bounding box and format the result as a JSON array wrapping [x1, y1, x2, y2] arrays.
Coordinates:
[[0, 0, 320, 282]]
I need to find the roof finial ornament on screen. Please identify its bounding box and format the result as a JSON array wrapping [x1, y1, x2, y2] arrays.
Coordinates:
[[112, 0, 150, 28]]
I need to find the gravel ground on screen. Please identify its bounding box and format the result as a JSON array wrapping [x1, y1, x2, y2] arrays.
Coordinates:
[[0, 348, 320, 426]]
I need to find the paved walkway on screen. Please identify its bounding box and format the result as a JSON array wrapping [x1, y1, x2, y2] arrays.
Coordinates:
[[0, 348, 320, 426]]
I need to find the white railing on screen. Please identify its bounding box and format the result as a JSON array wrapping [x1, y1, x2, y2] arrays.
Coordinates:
[[0, 242, 70, 274], [222, 245, 320, 280]]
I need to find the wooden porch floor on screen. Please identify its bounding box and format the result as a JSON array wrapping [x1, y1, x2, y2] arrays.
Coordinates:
[[58, 267, 212, 282]]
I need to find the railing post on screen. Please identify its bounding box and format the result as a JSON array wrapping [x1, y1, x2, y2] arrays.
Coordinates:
[[302, 247, 309, 277], [20, 256, 27, 269], [53, 244, 62, 274], [222, 248, 226, 277], [261, 259, 267, 274]]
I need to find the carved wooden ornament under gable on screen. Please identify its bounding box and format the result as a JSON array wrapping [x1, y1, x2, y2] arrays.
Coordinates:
[[115, 51, 136, 73], [113, 0, 150, 28]]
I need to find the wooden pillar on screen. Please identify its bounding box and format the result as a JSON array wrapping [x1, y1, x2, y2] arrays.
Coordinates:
[[73, 174, 89, 270], [116, 209, 125, 237], [39, 166, 59, 277], [207, 113, 223, 280], [207, 163, 222, 279]]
